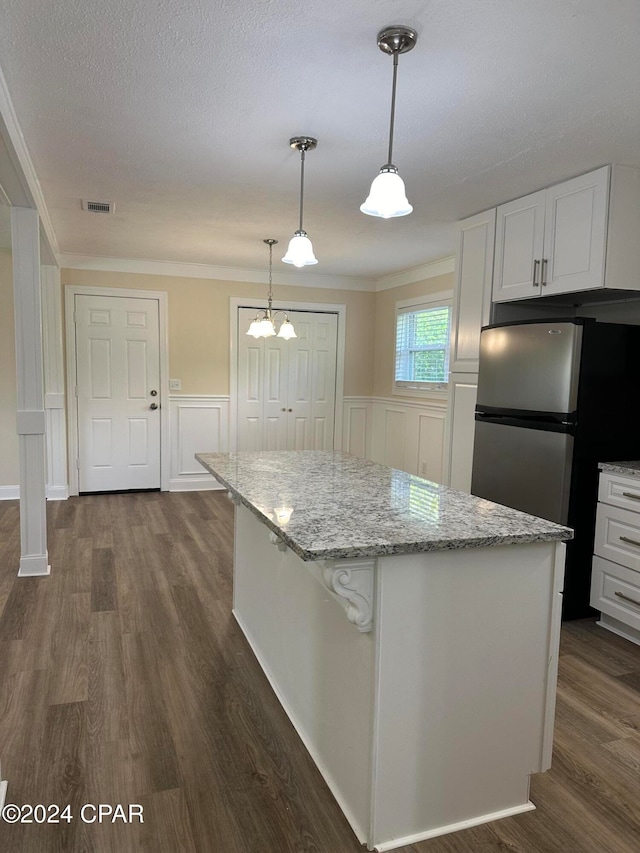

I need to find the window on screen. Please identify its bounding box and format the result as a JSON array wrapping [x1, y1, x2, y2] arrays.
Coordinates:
[[395, 295, 452, 393]]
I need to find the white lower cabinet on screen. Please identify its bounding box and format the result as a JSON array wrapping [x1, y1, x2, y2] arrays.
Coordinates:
[[591, 470, 640, 645]]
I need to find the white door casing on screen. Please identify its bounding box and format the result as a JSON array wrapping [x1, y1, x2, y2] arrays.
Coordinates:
[[236, 307, 339, 452], [66, 286, 170, 495]]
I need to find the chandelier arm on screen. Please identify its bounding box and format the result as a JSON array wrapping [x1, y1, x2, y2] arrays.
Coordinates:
[[388, 51, 399, 166]]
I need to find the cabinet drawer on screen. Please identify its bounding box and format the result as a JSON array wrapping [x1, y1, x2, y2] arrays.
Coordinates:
[[598, 471, 640, 511], [594, 503, 640, 572], [591, 555, 640, 632]]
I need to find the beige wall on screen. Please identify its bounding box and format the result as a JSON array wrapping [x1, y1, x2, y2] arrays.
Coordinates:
[[372, 273, 455, 398], [0, 249, 18, 487], [61, 269, 376, 397]]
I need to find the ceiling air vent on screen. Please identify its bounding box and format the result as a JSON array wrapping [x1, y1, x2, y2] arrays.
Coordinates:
[[82, 199, 114, 214]]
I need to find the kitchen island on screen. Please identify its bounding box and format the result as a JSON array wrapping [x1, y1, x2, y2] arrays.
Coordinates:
[[196, 450, 572, 851]]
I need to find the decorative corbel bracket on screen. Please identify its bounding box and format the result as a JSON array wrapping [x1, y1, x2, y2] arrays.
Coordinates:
[[322, 560, 375, 633], [269, 531, 288, 552]]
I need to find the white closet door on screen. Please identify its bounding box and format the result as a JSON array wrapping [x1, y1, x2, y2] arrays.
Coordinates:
[[236, 307, 338, 451], [75, 294, 161, 491]]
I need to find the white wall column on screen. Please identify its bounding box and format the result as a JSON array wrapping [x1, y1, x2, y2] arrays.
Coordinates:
[[12, 206, 49, 576], [41, 264, 68, 499]]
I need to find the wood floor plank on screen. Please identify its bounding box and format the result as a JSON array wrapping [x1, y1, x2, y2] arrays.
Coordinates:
[[1, 490, 639, 852]]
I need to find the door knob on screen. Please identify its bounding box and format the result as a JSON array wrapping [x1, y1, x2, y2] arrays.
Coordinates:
[[150, 389, 158, 396], [288, 408, 293, 412], [281, 408, 286, 412], [150, 403, 158, 410]]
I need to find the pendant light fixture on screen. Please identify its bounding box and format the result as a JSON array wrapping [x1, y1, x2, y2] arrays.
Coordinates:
[[361, 25, 417, 219], [282, 136, 318, 267], [247, 239, 297, 339]]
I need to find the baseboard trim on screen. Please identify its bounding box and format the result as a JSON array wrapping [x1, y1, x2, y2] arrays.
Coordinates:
[[169, 476, 224, 493], [46, 485, 69, 501], [18, 554, 51, 577], [0, 485, 19, 500], [373, 802, 536, 851], [0, 485, 70, 501]]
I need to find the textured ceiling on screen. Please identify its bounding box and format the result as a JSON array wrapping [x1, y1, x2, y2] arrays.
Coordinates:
[[0, 0, 639, 279]]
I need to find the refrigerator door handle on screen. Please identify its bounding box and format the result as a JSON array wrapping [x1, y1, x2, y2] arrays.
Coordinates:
[[533, 258, 540, 287]]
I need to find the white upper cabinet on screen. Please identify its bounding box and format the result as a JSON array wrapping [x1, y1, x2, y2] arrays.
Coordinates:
[[493, 165, 640, 302], [450, 209, 496, 373]]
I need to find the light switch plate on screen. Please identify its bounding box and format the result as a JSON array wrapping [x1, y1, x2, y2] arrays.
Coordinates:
[[169, 379, 182, 391]]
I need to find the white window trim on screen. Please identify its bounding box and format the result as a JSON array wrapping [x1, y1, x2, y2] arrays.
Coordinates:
[[394, 290, 453, 399]]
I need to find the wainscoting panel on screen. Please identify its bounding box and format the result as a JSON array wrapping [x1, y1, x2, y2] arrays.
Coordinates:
[[342, 397, 373, 460], [417, 411, 447, 484], [169, 396, 229, 491], [370, 397, 448, 483], [383, 409, 407, 471]]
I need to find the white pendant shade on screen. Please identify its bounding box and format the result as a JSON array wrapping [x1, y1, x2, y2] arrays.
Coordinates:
[[360, 168, 413, 218], [246, 319, 262, 337], [282, 231, 318, 267]]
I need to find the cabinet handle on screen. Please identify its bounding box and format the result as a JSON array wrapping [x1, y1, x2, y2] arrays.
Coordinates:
[[540, 258, 547, 287], [532, 258, 540, 287], [619, 535, 640, 548], [622, 491, 640, 502], [615, 590, 640, 608]]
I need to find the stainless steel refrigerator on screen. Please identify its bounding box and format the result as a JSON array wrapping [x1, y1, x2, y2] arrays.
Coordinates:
[[471, 317, 640, 619]]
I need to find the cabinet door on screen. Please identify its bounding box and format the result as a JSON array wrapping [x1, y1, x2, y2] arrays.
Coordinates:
[[445, 373, 478, 493], [450, 209, 496, 373], [542, 166, 609, 296], [493, 190, 546, 302]]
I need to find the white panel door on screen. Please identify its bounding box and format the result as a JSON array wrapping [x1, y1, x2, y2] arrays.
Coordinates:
[[75, 294, 160, 491], [237, 308, 338, 451]]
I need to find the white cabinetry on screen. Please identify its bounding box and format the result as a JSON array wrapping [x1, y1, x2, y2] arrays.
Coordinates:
[[445, 209, 495, 491], [493, 165, 640, 303], [591, 469, 640, 646], [450, 209, 496, 373]]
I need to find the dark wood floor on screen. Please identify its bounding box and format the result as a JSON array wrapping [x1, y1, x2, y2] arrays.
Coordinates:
[[0, 492, 639, 852]]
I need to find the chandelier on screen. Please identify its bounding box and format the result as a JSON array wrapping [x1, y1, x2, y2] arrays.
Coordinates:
[[247, 239, 297, 339]]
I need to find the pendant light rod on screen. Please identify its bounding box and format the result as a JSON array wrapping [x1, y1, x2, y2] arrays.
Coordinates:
[[376, 25, 417, 167], [298, 148, 306, 231], [289, 136, 317, 232], [387, 52, 399, 165]]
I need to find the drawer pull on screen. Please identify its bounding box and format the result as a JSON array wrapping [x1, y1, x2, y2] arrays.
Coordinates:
[[614, 590, 640, 608], [622, 491, 640, 501], [619, 535, 640, 548]]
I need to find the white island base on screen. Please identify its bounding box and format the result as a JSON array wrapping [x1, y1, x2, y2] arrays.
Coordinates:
[[232, 503, 565, 851]]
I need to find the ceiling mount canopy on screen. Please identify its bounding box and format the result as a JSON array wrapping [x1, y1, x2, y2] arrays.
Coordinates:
[[247, 239, 297, 339], [361, 25, 417, 219], [282, 136, 319, 268]]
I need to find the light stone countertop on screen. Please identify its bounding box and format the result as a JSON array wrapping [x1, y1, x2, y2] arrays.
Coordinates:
[[599, 461, 640, 479], [196, 451, 572, 562]]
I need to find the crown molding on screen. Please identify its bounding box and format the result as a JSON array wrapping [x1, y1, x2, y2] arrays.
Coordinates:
[[0, 65, 59, 262], [375, 257, 456, 291], [58, 253, 378, 292], [59, 252, 457, 292]]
